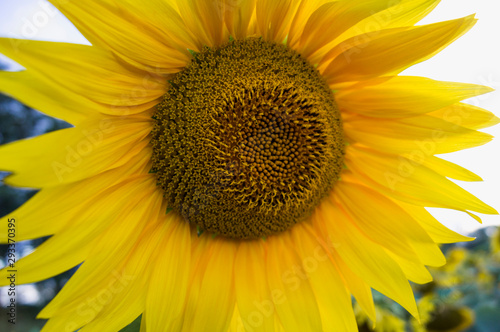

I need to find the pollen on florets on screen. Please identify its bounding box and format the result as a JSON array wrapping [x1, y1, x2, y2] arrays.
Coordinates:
[[151, 38, 344, 239]]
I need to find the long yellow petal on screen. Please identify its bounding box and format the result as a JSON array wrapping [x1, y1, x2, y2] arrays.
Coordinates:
[[287, 0, 330, 49], [310, 207, 377, 324], [181, 236, 237, 332], [333, 0, 441, 46], [39, 184, 161, 317], [397, 202, 474, 243], [318, 26, 411, 74], [0, 70, 91, 124], [256, 0, 300, 42], [344, 113, 493, 155], [145, 215, 191, 332], [0, 148, 150, 243], [48, 0, 188, 73], [0, 175, 155, 287], [81, 212, 173, 332], [429, 103, 500, 130], [290, 223, 358, 332], [41, 205, 166, 331], [423, 156, 482, 182], [323, 15, 476, 84], [336, 76, 493, 118], [225, 0, 257, 39], [234, 240, 276, 332], [0, 38, 166, 110], [321, 201, 420, 319], [265, 233, 323, 331], [295, 0, 395, 61], [334, 181, 445, 267], [334, 255, 377, 324], [344, 145, 498, 215], [117, 0, 200, 54], [387, 251, 433, 284], [175, 0, 229, 48], [0, 116, 151, 187]]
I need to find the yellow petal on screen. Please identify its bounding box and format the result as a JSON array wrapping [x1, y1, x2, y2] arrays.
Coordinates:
[[287, 0, 330, 49], [466, 211, 483, 224], [344, 145, 498, 215], [41, 206, 166, 331], [344, 113, 493, 155], [0, 231, 87, 287], [334, 181, 445, 267], [0, 148, 150, 243], [175, 0, 229, 48], [181, 236, 237, 332], [117, 0, 200, 54], [423, 156, 482, 182], [386, 251, 433, 284], [429, 103, 500, 130], [265, 233, 323, 331], [333, 254, 377, 324], [296, 0, 395, 61], [323, 15, 476, 84], [0, 38, 167, 110], [82, 213, 175, 332], [0, 175, 156, 289], [310, 207, 377, 324], [256, 0, 300, 42], [146, 215, 191, 332], [228, 306, 245, 332], [321, 201, 420, 319], [334, 0, 441, 46], [224, 0, 257, 39], [48, 0, 188, 73], [318, 27, 411, 75], [0, 187, 76, 243], [397, 202, 474, 244], [0, 70, 91, 124], [234, 240, 276, 332], [336, 76, 493, 118], [290, 223, 358, 332], [0, 116, 151, 187]]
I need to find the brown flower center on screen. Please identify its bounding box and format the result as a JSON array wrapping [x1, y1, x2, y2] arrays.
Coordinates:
[[151, 38, 344, 239]]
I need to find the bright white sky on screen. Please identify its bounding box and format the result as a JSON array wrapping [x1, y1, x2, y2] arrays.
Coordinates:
[[0, 0, 498, 235]]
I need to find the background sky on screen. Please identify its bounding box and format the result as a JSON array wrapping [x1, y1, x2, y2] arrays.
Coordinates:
[[0, 0, 499, 235]]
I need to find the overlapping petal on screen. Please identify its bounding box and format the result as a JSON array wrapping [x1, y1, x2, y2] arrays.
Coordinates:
[[0, 115, 151, 187], [322, 15, 476, 84], [48, 0, 190, 73], [336, 76, 493, 117], [344, 145, 497, 215]]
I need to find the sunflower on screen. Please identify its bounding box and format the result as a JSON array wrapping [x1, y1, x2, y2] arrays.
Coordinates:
[[0, 0, 498, 331]]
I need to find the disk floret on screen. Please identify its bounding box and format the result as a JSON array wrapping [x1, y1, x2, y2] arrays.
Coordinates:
[[151, 38, 344, 238]]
